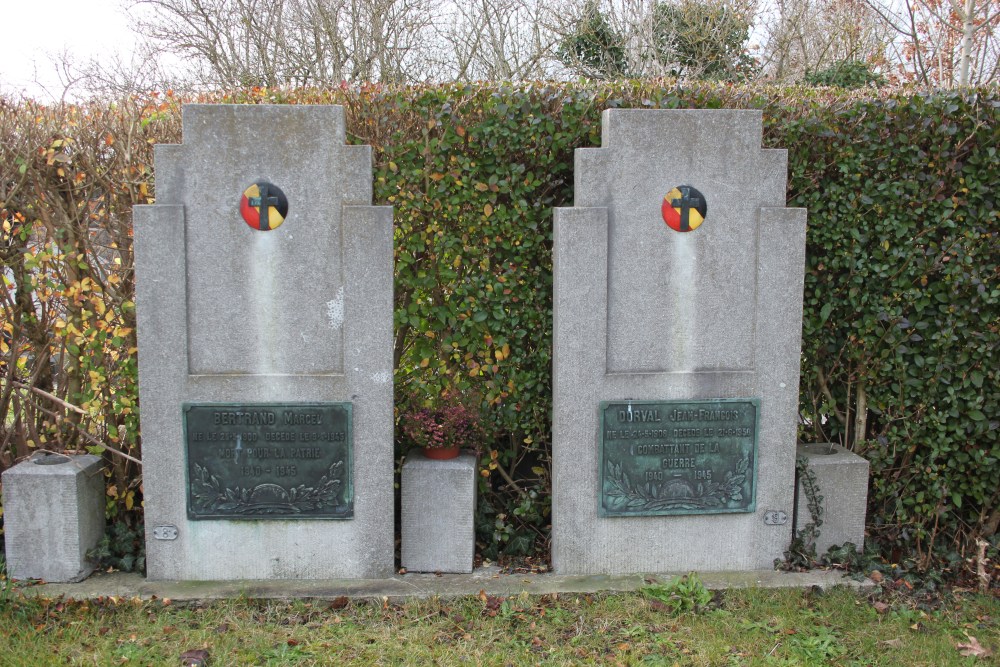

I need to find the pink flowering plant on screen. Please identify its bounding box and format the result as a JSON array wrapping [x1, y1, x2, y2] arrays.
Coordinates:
[[400, 394, 486, 452]]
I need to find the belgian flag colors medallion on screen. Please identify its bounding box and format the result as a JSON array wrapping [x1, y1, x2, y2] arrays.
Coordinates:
[[240, 181, 288, 231], [662, 185, 707, 232]]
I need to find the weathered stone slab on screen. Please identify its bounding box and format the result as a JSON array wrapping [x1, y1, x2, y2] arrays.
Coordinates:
[[552, 109, 807, 573], [135, 105, 394, 580]]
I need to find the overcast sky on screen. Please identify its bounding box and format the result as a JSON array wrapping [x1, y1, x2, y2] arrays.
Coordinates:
[[2, 0, 141, 100]]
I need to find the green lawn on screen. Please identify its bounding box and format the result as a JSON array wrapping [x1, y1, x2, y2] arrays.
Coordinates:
[[0, 584, 996, 665]]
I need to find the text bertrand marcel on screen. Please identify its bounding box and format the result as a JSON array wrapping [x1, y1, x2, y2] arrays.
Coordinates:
[[212, 410, 323, 426], [197, 409, 346, 447]]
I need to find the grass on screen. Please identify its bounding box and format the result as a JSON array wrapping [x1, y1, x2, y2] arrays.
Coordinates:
[[0, 583, 996, 666]]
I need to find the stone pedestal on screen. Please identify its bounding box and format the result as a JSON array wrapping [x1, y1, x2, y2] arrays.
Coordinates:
[[401, 451, 476, 573], [2, 452, 105, 582], [795, 443, 869, 554]]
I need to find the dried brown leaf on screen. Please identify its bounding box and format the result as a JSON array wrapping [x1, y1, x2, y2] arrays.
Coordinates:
[[957, 635, 992, 658]]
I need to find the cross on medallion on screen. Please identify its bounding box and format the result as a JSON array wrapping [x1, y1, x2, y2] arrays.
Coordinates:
[[671, 186, 704, 232], [249, 183, 281, 231]]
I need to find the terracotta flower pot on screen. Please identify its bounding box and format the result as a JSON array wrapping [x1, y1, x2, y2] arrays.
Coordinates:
[[422, 446, 460, 460]]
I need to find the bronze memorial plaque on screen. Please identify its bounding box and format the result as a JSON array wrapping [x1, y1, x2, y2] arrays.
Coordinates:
[[599, 399, 759, 517], [184, 403, 353, 520]]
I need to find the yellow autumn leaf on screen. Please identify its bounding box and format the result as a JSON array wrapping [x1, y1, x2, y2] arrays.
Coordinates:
[[495, 349, 503, 361], [388, 161, 398, 172], [125, 490, 135, 510], [475, 182, 488, 192], [453, 255, 462, 268], [424, 331, 436, 338], [483, 203, 493, 217], [429, 173, 444, 181], [420, 358, 430, 367], [502, 343, 510, 358]]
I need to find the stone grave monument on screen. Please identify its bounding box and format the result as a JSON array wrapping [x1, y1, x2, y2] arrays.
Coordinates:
[[134, 105, 394, 580], [552, 109, 807, 573]]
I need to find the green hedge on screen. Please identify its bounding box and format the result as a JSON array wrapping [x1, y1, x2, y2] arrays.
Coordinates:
[[781, 92, 999, 565], [2, 83, 996, 567]]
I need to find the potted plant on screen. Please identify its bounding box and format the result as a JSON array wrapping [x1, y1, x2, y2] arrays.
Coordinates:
[[400, 394, 486, 460]]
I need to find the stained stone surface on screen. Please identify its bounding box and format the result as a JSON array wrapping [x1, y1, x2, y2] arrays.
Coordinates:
[[795, 443, 869, 554], [552, 109, 808, 573], [401, 452, 477, 574], [2, 454, 105, 583], [134, 105, 394, 580]]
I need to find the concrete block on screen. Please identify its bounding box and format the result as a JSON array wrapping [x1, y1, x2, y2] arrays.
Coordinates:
[[401, 452, 476, 574], [796, 443, 869, 554], [2, 453, 105, 582]]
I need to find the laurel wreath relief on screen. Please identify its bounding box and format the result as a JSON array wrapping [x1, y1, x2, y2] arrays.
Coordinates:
[[190, 460, 345, 515], [604, 453, 751, 512]]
